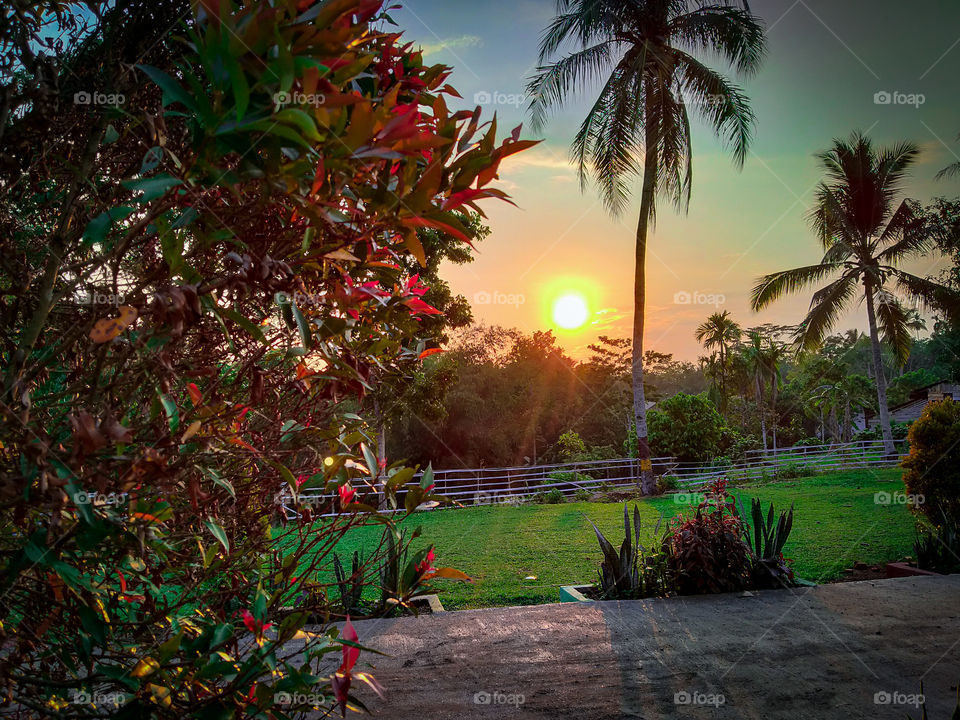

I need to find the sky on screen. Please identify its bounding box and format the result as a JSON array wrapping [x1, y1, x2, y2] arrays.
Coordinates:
[[392, 0, 960, 361]]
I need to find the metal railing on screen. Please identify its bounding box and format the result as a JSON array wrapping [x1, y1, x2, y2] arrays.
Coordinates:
[[279, 439, 905, 518]]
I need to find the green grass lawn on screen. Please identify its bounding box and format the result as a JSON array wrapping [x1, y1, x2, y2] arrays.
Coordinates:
[[314, 467, 915, 610]]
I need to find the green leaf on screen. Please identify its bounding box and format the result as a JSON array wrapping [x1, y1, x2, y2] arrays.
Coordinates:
[[138, 64, 197, 111], [140, 146, 163, 174], [159, 393, 179, 432], [103, 124, 119, 144], [275, 108, 322, 142], [291, 302, 312, 349], [203, 518, 230, 553], [219, 306, 267, 345], [122, 175, 182, 202]]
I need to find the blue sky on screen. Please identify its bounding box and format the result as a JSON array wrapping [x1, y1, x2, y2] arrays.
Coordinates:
[[392, 0, 960, 360]]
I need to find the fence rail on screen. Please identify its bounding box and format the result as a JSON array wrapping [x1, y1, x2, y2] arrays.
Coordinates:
[[281, 439, 905, 518]]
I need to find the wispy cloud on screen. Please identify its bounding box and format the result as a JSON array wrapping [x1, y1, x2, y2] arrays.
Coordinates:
[[419, 34, 483, 57]]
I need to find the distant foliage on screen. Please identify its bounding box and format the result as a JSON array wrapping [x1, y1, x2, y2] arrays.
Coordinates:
[[648, 393, 725, 462]]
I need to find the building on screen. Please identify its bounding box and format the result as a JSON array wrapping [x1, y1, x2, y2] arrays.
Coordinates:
[[860, 381, 960, 429]]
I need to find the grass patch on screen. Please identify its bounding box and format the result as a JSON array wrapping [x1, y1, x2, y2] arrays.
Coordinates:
[[311, 467, 913, 610]]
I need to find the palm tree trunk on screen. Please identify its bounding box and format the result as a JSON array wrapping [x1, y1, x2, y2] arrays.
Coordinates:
[[756, 373, 767, 452], [864, 286, 896, 455], [843, 399, 851, 443], [632, 96, 658, 496]]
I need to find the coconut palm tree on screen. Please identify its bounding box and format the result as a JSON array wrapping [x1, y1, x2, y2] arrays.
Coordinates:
[[695, 310, 741, 411], [751, 132, 960, 456], [528, 0, 766, 493]]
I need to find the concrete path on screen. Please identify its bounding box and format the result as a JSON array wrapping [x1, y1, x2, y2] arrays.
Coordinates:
[[337, 576, 960, 719]]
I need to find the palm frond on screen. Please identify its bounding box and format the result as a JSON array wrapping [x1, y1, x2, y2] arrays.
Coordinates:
[[794, 274, 859, 353], [894, 270, 960, 321], [669, 4, 767, 75], [672, 50, 753, 167], [875, 200, 930, 262], [872, 289, 912, 367], [750, 263, 843, 311], [936, 161, 960, 181], [527, 41, 618, 133]]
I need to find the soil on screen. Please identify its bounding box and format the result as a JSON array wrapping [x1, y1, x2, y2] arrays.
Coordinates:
[[828, 562, 892, 583]]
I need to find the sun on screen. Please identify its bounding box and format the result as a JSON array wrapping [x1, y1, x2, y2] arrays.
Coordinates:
[[552, 293, 589, 330]]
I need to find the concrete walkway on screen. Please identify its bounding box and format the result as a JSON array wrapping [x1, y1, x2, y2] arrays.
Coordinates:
[[337, 576, 960, 719]]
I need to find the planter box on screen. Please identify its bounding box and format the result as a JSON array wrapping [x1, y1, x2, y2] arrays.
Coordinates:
[[886, 562, 941, 578], [559, 585, 594, 603]]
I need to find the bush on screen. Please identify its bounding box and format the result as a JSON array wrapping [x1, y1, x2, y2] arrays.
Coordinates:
[[648, 393, 725, 462], [914, 514, 960, 574], [666, 479, 751, 594], [902, 399, 960, 523], [543, 488, 566, 504]]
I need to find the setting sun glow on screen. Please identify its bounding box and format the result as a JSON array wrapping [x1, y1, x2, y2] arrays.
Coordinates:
[[552, 293, 589, 330]]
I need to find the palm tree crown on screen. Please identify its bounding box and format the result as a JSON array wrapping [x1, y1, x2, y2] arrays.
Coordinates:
[[528, 0, 766, 216]]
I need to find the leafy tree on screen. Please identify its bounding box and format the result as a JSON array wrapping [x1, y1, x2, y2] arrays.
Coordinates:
[[695, 310, 742, 410], [527, 0, 766, 494], [0, 0, 530, 714], [648, 393, 725, 462], [752, 132, 960, 456]]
